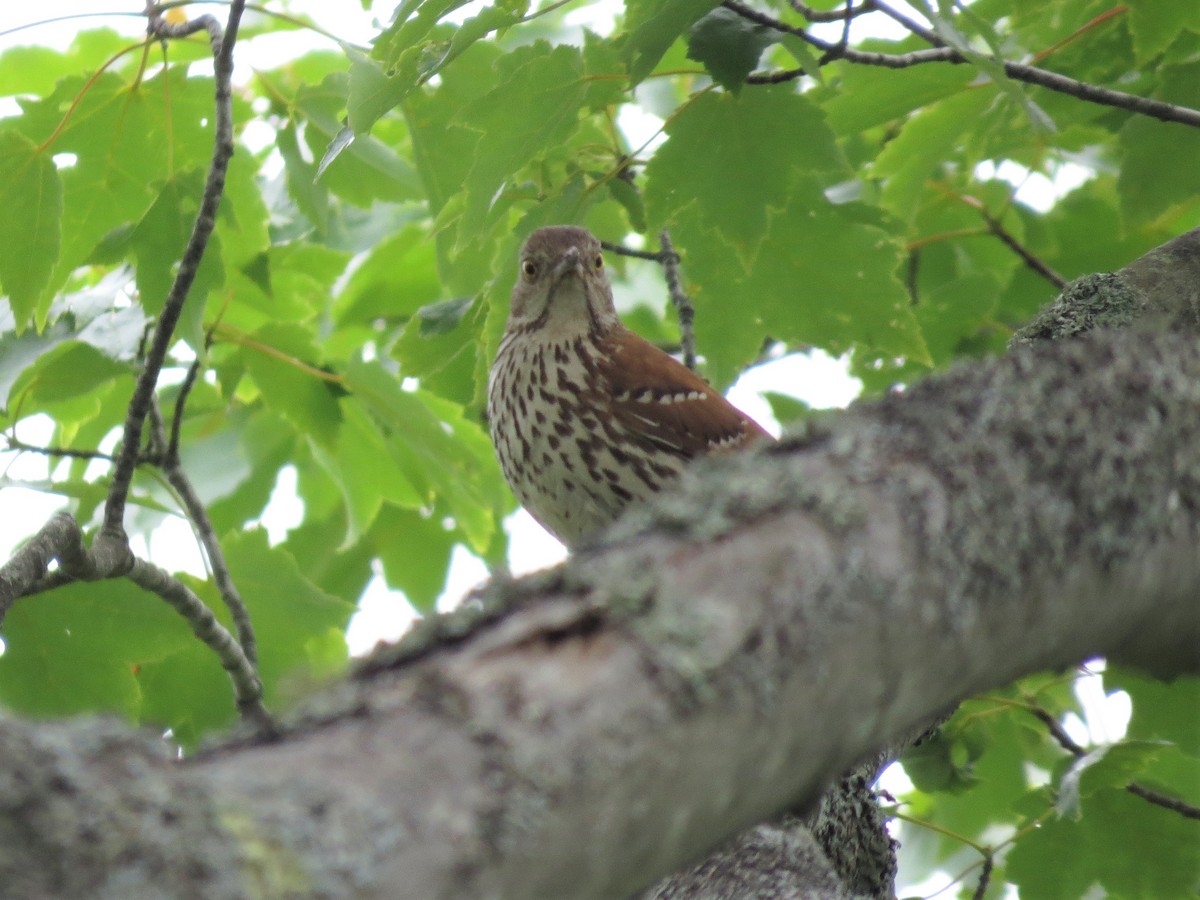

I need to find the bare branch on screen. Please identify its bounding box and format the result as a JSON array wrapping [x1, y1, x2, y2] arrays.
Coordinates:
[[724, 1, 1200, 129], [658, 230, 697, 372], [2, 438, 119, 462], [0, 513, 89, 621], [982, 212, 1067, 289], [1025, 704, 1200, 822], [787, 0, 874, 25], [103, 1, 247, 541], [601, 236, 698, 371], [126, 558, 272, 731], [169, 357, 204, 463], [1125, 783, 1200, 821], [144, 393, 260, 668], [166, 467, 259, 667]]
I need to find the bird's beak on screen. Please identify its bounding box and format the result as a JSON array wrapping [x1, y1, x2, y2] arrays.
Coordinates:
[[552, 246, 583, 282]]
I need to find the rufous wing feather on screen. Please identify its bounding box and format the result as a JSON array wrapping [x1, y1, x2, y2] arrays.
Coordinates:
[[594, 327, 772, 460]]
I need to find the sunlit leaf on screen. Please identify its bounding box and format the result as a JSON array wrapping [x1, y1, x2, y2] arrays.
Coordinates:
[[0, 131, 62, 326]]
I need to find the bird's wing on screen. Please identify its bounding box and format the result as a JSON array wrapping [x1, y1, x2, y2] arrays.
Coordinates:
[[592, 327, 772, 460]]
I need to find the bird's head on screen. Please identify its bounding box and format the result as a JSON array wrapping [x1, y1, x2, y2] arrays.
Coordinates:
[[507, 226, 620, 336]]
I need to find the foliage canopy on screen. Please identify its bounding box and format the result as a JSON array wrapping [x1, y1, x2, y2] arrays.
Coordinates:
[[1, 0, 1198, 895]]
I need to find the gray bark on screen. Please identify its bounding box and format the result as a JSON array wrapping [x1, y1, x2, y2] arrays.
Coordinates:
[[2, 229, 1199, 898]]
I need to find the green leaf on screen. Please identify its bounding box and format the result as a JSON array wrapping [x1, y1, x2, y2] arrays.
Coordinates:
[[761, 391, 811, 428], [1104, 668, 1200, 756], [1126, 0, 1200, 63], [452, 42, 587, 235], [11, 69, 225, 310], [404, 41, 504, 220], [289, 73, 421, 206], [346, 49, 410, 135], [671, 181, 925, 387], [316, 124, 357, 181], [6, 340, 132, 413], [645, 87, 847, 269], [416, 297, 474, 336], [0, 579, 199, 720], [324, 398, 424, 543], [820, 59, 974, 136], [204, 409, 296, 536], [334, 224, 441, 325], [370, 504, 456, 613], [923, 0, 1053, 133], [220, 529, 354, 701], [874, 88, 992, 222], [1008, 782, 1200, 899], [0, 29, 132, 99], [392, 300, 482, 405], [346, 359, 506, 552], [686, 7, 778, 93], [623, 0, 721, 85], [582, 30, 627, 110], [1055, 741, 1165, 820], [1118, 63, 1200, 227], [915, 272, 1001, 365], [241, 323, 343, 447], [0, 131, 62, 326]]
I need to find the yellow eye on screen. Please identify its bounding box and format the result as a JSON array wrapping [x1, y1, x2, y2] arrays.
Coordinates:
[[522, 260, 537, 279], [594, 254, 604, 270]]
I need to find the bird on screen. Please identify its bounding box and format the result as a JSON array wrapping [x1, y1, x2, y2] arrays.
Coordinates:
[[487, 225, 772, 549]]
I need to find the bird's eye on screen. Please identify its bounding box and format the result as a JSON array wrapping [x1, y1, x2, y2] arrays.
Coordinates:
[[522, 260, 537, 279], [594, 254, 604, 270]]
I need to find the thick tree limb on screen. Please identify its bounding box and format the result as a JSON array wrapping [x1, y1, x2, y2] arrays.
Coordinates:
[[5, 300, 1200, 896]]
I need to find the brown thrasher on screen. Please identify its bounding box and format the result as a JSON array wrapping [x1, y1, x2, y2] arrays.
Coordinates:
[[488, 225, 772, 548]]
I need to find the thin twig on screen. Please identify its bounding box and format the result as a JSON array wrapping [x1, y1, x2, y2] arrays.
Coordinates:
[[600, 237, 698, 371], [3, 438, 120, 463], [1025, 704, 1200, 822], [1125, 783, 1200, 821], [658, 230, 697, 371], [1028, 705, 1086, 756], [169, 469, 258, 667], [169, 357, 204, 463], [145, 393, 260, 667], [600, 241, 664, 261], [724, 1, 1200, 129], [971, 853, 993, 900], [981, 212, 1066, 289], [787, 0, 874, 24], [126, 557, 273, 731], [103, 1, 244, 544]]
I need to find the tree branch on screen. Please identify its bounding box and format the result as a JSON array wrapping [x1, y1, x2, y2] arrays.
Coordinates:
[[102, 1, 245, 546], [148, 393, 259, 667], [125, 557, 271, 730], [1026, 703, 1200, 821], [725, 1, 1200, 129], [602, 235, 698, 371], [658, 230, 697, 372]]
